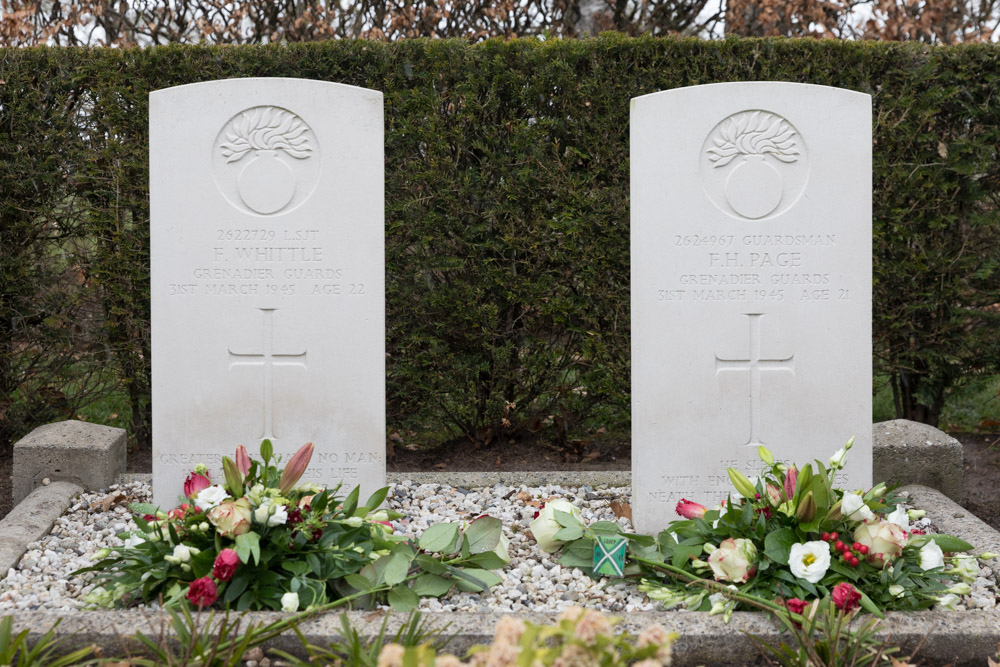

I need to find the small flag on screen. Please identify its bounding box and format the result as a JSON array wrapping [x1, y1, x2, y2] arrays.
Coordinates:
[[593, 535, 627, 577]]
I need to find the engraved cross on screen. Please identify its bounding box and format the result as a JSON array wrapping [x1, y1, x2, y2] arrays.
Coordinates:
[[715, 313, 794, 447], [228, 308, 307, 440]]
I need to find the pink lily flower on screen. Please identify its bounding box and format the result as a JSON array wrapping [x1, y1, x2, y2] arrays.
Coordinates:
[[675, 498, 707, 519]]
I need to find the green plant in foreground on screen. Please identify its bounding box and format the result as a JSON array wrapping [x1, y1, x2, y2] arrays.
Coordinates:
[[750, 598, 907, 667], [0, 615, 95, 667], [373, 607, 678, 666], [271, 609, 450, 667]]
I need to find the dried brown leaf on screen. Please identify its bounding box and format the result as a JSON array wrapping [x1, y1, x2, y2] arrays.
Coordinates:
[[610, 500, 632, 522]]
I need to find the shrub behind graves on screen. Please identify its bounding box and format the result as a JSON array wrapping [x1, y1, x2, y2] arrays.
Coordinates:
[[0, 37, 998, 455]]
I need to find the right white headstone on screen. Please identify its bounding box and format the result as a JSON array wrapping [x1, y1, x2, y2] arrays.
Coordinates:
[[631, 83, 872, 535]]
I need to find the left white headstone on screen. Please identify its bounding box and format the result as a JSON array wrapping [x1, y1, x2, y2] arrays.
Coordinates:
[[150, 78, 385, 509]]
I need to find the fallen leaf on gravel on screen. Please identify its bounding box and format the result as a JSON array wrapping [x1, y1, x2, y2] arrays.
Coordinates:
[[434, 462, 448, 469], [516, 491, 532, 502], [101, 491, 127, 512], [610, 500, 632, 522]]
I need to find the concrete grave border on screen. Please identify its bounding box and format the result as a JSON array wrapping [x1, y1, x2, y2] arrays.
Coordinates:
[[0, 485, 996, 666], [1, 420, 982, 664]]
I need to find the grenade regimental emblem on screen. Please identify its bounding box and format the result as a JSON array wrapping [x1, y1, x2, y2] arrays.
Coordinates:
[[216, 107, 315, 215], [702, 110, 806, 220]]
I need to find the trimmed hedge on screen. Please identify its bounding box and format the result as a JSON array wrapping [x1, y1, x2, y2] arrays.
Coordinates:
[[1, 36, 998, 452]]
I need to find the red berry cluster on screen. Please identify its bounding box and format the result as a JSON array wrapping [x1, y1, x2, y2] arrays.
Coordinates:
[[820, 532, 868, 567]]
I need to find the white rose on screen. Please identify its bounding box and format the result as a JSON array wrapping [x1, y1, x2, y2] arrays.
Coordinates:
[[841, 493, 874, 522], [172, 544, 196, 563], [919, 540, 945, 570], [886, 506, 910, 531], [268, 504, 288, 527], [529, 499, 582, 553], [281, 592, 299, 612], [194, 485, 230, 511], [788, 541, 831, 584]]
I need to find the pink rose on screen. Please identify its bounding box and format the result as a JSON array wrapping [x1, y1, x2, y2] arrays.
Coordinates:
[[212, 548, 240, 581], [708, 538, 758, 583], [184, 472, 211, 499], [186, 576, 218, 608], [675, 499, 707, 519], [832, 582, 861, 612], [207, 497, 252, 538], [853, 519, 907, 565]]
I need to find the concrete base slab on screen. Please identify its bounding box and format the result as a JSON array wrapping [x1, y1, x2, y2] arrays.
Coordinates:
[[0, 481, 83, 575], [1, 484, 998, 666], [13, 420, 127, 505], [873, 420, 964, 503]]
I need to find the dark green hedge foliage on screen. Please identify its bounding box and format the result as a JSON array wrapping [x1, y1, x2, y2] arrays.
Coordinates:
[[1, 37, 998, 452]]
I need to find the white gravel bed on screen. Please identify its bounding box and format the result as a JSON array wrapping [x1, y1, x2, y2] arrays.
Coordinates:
[[0, 482, 996, 614]]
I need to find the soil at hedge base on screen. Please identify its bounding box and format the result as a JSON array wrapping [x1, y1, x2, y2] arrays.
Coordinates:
[[1, 432, 997, 530]]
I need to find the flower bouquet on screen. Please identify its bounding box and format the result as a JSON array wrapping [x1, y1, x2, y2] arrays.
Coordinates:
[[532, 439, 990, 619], [80, 440, 509, 612]]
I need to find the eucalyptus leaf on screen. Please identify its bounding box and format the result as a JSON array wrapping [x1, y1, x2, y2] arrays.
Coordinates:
[[931, 535, 974, 553]]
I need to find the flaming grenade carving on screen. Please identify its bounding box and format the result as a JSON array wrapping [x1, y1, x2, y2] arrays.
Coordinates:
[[219, 107, 313, 215], [706, 111, 800, 219]]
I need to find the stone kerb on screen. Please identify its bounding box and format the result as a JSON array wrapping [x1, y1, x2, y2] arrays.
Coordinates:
[[873, 419, 964, 504], [2, 485, 998, 666], [12, 420, 127, 505]]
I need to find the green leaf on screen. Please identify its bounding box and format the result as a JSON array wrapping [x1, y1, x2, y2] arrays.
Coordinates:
[[363, 487, 389, 512], [553, 525, 584, 542], [344, 573, 374, 592], [589, 521, 623, 536], [384, 545, 415, 586], [415, 553, 447, 575], [467, 551, 509, 570], [859, 590, 884, 618], [418, 523, 460, 554], [281, 561, 311, 577], [763, 528, 798, 565], [342, 486, 360, 517], [452, 568, 502, 592], [234, 532, 261, 566], [553, 510, 582, 529], [931, 535, 974, 553], [464, 517, 503, 554], [411, 573, 453, 598], [129, 502, 159, 516], [388, 584, 420, 612], [672, 544, 702, 568]]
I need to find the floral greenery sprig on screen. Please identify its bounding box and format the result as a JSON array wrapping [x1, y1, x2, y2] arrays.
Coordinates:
[[78, 440, 509, 612], [532, 439, 992, 618]]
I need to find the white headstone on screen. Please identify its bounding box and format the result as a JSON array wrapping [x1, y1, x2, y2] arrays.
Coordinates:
[[150, 78, 385, 508], [631, 82, 872, 535]]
